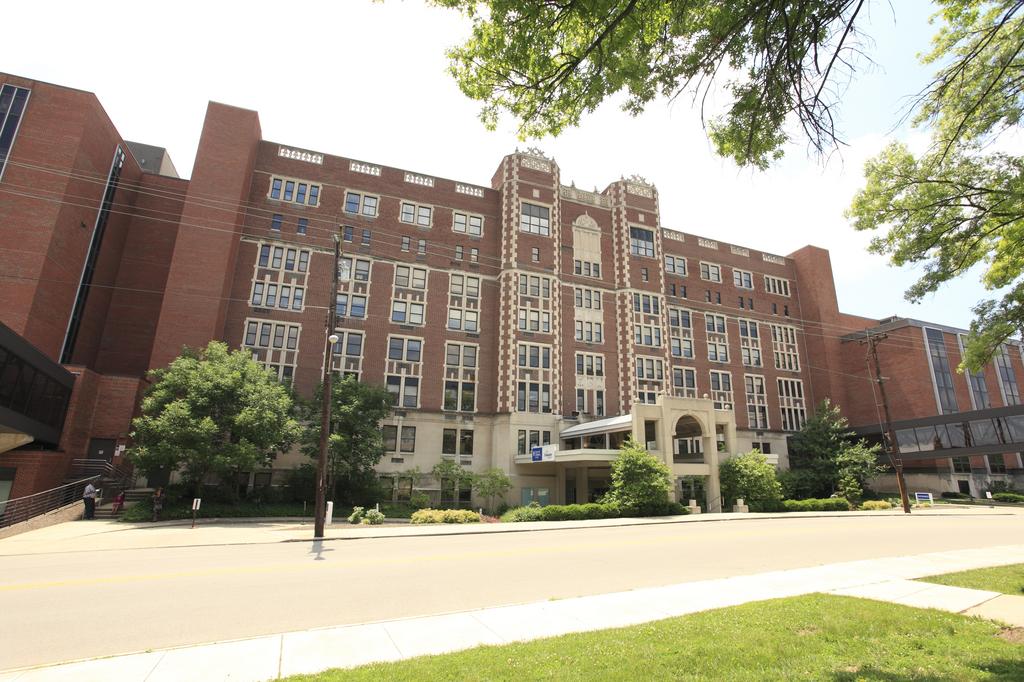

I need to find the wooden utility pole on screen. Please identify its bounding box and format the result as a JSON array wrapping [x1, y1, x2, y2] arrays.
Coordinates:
[[315, 234, 341, 539], [862, 331, 912, 514]]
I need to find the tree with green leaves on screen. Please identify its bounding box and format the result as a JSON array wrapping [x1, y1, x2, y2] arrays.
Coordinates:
[[472, 468, 513, 514], [719, 451, 783, 511], [434, 1, 1024, 365], [787, 398, 884, 500], [130, 341, 301, 498], [602, 437, 672, 509], [432, 458, 475, 507], [300, 376, 393, 504]]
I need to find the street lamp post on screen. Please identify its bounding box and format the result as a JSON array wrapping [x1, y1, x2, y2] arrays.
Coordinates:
[[315, 235, 341, 539]]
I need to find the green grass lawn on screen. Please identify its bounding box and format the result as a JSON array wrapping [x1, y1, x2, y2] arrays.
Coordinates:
[[921, 563, 1024, 596], [286, 594, 1023, 681]]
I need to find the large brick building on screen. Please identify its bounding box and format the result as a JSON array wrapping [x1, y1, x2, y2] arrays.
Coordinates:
[[1, 73, 1022, 513]]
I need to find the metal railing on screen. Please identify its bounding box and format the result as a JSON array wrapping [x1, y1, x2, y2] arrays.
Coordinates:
[[0, 459, 137, 529], [0, 476, 100, 529]]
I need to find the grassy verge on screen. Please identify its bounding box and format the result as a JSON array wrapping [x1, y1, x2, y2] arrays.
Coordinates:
[[120, 501, 417, 523], [920, 563, 1024, 596], [286, 594, 1023, 681]]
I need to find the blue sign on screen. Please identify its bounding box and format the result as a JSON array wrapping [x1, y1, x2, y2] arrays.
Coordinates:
[[531, 446, 543, 462]]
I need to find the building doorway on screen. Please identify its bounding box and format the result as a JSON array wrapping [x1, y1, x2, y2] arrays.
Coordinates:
[[673, 416, 704, 463], [87, 438, 116, 462], [679, 476, 707, 511]]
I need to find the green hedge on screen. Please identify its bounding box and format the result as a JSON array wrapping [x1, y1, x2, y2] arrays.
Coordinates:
[[992, 492, 1024, 504], [782, 498, 852, 512], [500, 501, 687, 523], [410, 509, 481, 524], [120, 500, 313, 522]]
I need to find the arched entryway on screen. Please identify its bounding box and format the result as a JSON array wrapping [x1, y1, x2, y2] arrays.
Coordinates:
[[674, 415, 704, 463]]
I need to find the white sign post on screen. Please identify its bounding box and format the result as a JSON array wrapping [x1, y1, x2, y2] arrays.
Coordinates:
[[326, 501, 334, 525], [191, 498, 201, 528]]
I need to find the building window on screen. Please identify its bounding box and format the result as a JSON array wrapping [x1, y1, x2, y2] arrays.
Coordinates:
[[387, 337, 422, 362], [361, 229, 371, 246], [385, 375, 420, 408], [338, 257, 371, 282], [401, 236, 410, 252], [400, 201, 433, 227], [925, 328, 959, 414], [444, 343, 477, 412], [629, 227, 655, 257], [0, 85, 30, 180], [400, 426, 417, 453], [574, 260, 601, 278], [634, 324, 662, 347], [395, 265, 428, 290], [745, 375, 769, 429], [733, 269, 753, 289], [520, 202, 550, 236], [575, 321, 603, 343], [705, 313, 728, 362], [442, 428, 474, 458], [641, 267, 649, 282], [452, 212, 483, 236], [531, 247, 540, 263], [518, 308, 551, 333], [518, 275, 552, 298], [778, 378, 807, 431], [995, 344, 1021, 405], [769, 324, 800, 371], [455, 245, 464, 260], [952, 456, 971, 474], [672, 367, 697, 398], [297, 218, 308, 235], [391, 300, 425, 325], [595, 390, 605, 416], [665, 255, 686, 276], [699, 262, 721, 283], [989, 454, 1007, 474], [343, 226, 354, 242], [383, 425, 398, 452], [269, 176, 321, 206], [632, 293, 660, 314], [635, 357, 665, 380], [709, 370, 733, 410], [418, 239, 427, 255], [516, 382, 552, 413], [335, 293, 367, 319], [343, 191, 379, 217], [738, 319, 762, 367], [517, 343, 551, 369], [271, 214, 282, 231], [764, 275, 791, 296], [470, 248, 479, 262], [575, 353, 604, 376], [574, 287, 602, 309]]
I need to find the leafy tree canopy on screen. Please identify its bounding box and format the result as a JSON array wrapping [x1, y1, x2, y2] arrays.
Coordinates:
[[719, 450, 783, 511], [435, 1, 1024, 365], [301, 376, 393, 504], [130, 341, 301, 496], [603, 437, 672, 509]]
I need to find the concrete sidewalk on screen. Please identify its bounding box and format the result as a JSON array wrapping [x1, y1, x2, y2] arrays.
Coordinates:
[[3, 543, 1022, 681], [2, 505, 1018, 557]]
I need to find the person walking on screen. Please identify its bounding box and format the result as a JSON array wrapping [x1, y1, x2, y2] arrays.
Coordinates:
[[152, 487, 164, 522], [111, 489, 126, 515], [83, 481, 97, 520]]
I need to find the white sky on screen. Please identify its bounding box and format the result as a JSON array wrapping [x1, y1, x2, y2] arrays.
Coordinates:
[[5, 0, 992, 329]]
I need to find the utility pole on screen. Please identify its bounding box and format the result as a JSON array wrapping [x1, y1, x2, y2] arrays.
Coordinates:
[[315, 234, 341, 539], [862, 331, 912, 514]]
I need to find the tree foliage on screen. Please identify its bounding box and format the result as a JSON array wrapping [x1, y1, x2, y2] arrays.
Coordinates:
[[301, 376, 393, 504], [435, 0, 870, 168], [602, 437, 672, 509], [787, 399, 883, 500], [472, 468, 514, 513], [433, 2, 1024, 363], [848, 1, 1024, 369], [129, 341, 301, 497], [719, 451, 783, 511]]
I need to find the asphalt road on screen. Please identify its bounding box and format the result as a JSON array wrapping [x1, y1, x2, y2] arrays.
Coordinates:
[[2, 512, 1023, 670]]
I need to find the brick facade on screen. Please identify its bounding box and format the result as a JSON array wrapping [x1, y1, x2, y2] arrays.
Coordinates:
[[1, 73, 1022, 506]]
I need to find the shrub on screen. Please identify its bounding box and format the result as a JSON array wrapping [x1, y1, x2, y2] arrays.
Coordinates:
[[992, 492, 1024, 504], [347, 506, 366, 524], [720, 451, 783, 510], [941, 491, 970, 500], [782, 498, 851, 512], [410, 508, 481, 524], [602, 438, 672, 509], [860, 500, 893, 510], [409, 491, 430, 509], [362, 509, 385, 524], [500, 501, 687, 522]]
